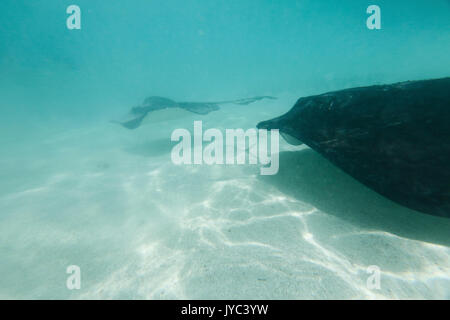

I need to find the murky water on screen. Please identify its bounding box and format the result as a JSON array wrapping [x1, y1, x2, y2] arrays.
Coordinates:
[[0, 0, 449, 299]]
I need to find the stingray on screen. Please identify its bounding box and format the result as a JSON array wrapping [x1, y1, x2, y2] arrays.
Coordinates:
[[114, 96, 276, 129], [257, 77, 450, 218]]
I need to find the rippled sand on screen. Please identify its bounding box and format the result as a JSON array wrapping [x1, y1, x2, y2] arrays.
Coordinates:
[[0, 97, 449, 299]]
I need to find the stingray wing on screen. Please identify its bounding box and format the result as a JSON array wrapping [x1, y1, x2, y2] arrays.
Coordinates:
[[111, 112, 147, 130], [257, 77, 450, 218]]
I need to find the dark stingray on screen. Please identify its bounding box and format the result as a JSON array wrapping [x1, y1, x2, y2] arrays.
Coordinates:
[[114, 96, 276, 129], [257, 77, 450, 218]]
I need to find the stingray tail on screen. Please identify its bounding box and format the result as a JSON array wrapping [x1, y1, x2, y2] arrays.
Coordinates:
[[216, 96, 277, 105]]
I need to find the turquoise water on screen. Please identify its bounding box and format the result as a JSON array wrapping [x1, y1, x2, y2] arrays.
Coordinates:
[[0, 0, 449, 299]]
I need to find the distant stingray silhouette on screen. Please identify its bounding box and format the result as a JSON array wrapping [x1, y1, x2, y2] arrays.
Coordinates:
[[113, 96, 276, 129]]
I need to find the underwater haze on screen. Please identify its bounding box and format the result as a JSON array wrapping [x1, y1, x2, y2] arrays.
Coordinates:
[[0, 0, 449, 299]]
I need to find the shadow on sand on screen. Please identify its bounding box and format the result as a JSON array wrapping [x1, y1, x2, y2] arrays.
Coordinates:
[[123, 138, 173, 158], [260, 149, 450, 247]]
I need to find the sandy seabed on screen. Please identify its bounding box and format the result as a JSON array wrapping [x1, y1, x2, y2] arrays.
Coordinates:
[[0, 97, 449, 299]]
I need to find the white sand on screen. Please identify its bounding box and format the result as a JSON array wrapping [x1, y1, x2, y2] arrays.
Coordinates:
[[0, 97, 449, 299]]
